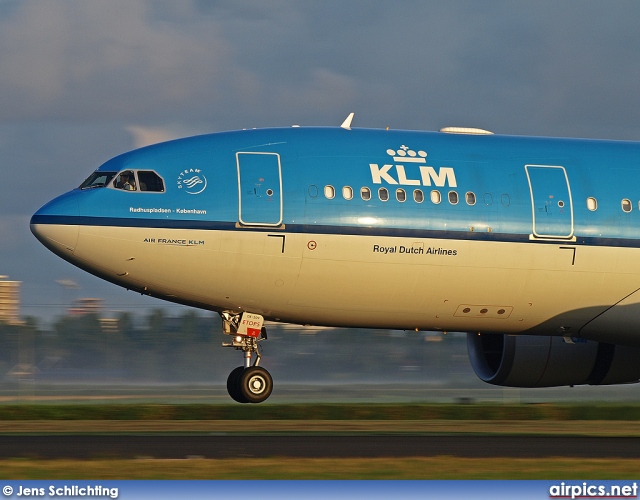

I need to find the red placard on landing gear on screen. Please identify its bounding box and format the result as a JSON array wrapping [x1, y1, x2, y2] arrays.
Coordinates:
[[237, 312, 264, 337]]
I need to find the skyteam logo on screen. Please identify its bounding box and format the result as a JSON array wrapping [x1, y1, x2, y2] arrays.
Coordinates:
[[370, 145, 457, 187], [177, 168, 208, 195]]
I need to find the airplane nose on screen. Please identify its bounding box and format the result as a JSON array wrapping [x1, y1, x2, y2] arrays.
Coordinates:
[[30, 192, 80, 254]]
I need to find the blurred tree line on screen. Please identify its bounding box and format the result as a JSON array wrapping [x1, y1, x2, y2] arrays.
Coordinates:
[[0, 310, 471, 384]]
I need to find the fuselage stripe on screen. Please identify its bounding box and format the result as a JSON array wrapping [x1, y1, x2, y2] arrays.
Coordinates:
[[29, 214, 640, 248]]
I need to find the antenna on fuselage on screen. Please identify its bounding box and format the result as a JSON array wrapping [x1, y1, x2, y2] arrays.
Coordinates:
[[340, 112, 355, 130]]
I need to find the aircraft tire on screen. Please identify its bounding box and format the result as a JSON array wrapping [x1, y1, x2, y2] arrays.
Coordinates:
[[227, 366, 249, 403], [239, 366, 273, 404]]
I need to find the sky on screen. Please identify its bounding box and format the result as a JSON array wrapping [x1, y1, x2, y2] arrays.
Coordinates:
[[2, 0, 640, 323]]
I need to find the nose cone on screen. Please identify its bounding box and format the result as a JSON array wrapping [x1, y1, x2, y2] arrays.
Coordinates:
[[30, 191, 80, 255]]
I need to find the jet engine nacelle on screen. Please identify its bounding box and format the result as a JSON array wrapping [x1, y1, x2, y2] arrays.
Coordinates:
[[467, 333, 640, 387]]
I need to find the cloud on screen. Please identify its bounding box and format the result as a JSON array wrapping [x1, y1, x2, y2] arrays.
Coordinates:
[[0, 1, 233, 122], [1, 1, 637, 138], [0, 215, 27, 253], [126, 126, 184, 149]]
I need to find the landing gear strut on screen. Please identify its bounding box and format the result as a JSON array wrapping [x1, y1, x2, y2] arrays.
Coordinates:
[[221, 311, 273, 404]]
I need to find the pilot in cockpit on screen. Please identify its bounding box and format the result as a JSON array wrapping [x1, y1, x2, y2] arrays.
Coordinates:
[[115, 171, 136, 191]]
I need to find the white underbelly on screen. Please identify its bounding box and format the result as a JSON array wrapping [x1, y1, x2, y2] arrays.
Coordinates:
[[71, 225, 640, 336]]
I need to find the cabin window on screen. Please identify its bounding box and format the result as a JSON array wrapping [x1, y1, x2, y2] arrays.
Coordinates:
[[138, 171, 165, 192], [448, 191, 459, 205], [466, 192, 476, 206], [80, 171, 116, 189], [501, 194, 510, 207], [413, 189, 424, 203], [484, 193, 493, 205], [360, 187, 371, 201], [113, 170, 137, 191], [378, 187, 389, 202], [586, 197, 597, 211], [430, 190, 441, 204], [396, 188, 406, 202], [342, 186, 353, 200], [324, 185, 335, 199], [622, 199, 632, 213], [308, 185, 318, 198]]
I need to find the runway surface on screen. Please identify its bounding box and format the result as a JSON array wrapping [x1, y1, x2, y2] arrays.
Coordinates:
[[1, 435, 639, 459]]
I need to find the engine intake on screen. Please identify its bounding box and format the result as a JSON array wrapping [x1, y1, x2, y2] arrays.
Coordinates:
[[467, 333, 640, 387]]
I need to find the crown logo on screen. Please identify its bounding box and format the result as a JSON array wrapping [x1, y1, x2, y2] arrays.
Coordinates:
[[386, 145, 427, 163]]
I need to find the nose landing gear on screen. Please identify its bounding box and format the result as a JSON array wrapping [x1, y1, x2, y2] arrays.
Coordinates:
[[221, 312, 273, 404]]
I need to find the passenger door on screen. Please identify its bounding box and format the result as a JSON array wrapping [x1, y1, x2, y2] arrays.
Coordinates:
[[236, 152, 283, 226], [525, 164, 574, 239]]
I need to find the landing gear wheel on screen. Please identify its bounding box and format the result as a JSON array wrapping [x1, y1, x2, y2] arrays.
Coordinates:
[[226, 366, 249, 403], [221, 312, 272, 403], [239, 366, 273, 403]]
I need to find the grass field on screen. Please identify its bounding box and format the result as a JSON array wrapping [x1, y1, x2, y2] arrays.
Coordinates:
[[1, 403, 639, 479], [2, 457, 640, 480], [0, 419, 640, 436], [2, 402, 640, 421]]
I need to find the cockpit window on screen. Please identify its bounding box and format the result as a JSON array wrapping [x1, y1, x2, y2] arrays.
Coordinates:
[[138, 171, 165, 192], [79, 171, 116, 189], [113, 170, 137, 191], [108, 169, 165, 193]]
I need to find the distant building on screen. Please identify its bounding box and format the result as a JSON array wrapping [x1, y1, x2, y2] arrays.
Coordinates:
[[68, 298, 120, 333], [68, 297, 103, 316], [0, 276, 20, 325]]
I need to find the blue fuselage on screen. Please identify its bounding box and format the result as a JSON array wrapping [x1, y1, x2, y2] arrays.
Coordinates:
[[32, 127, 640, 246]]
